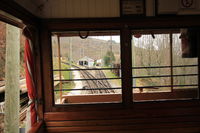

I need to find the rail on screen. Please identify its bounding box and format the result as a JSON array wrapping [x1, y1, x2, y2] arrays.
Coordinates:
[[54, 63, 198, 103], [0, 91, 29, 124], [53, 62, 121, 94]]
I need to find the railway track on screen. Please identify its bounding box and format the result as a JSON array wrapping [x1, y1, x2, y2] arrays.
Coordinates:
[[0, 91, 28, 133], [95, 69, 115, 93], [0, 90, 29, 127], [79, 70, 99, 94], [0, 91, 28, 120], [19, 92, 29, 121], [62, 62, 115, 94]]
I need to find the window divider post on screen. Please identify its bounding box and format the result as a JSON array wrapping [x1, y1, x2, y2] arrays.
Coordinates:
[[121, 27, 133, 106]]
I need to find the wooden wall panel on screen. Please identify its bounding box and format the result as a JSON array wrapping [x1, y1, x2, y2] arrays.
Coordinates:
[[88, 0, 96, 17], [44, 104, 200, 133], [40, 16, 200, 133], [46, 128, 200, 133], [14, 0, 120, 18], [65, 0, 73, 18], [41, 0, 120, 18]]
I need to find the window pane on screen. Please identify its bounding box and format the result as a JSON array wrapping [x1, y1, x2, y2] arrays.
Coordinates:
[[172, 34, 198, 94], [132, 30, 198, 102], [132, 34, 171, 98], [51, 31, 122, 104]]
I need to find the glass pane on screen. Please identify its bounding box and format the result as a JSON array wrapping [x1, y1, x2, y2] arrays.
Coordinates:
[[132, 34, 171, 97], [172, 34, 198, 96], [132, 30, 198, 102], [52, 31, 122, 104], [132, 34, 170, 67]]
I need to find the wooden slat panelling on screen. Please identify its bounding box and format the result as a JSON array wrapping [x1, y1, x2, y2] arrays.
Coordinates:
[[111, 0, 120, 17], [46, 128, 200, 133], [73, 0, 81, 18], [88, 0, 96, 17], [79, 0, 88, 18], [44, 102, 200, 132], [66, 0, 73, 18], [46, 115, 200, 127], [41, 0, 120, 18], [46, 127, 200, 133], [46, 122, 200, 132], [44, 107, 200, 121]]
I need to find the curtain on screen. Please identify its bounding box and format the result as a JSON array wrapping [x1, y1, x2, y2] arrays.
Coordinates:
[[23, 26, 37, 131]]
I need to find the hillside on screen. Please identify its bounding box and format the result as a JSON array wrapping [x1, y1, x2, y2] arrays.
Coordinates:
[[52, 37, 120, 63]]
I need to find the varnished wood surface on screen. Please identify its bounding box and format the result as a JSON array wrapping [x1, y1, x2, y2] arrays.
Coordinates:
[[39, 15, 200, 133], [35, 27, 44, 120], [40, 27, 54, 112], [61, 89, 197, 103], [42, 16, 200, 31], [121, 28, 133, 105], [45, 107, 200, 121], [44, 103, 200, 132], [43, 100, 200, 132], [40, 0, 120, 18]]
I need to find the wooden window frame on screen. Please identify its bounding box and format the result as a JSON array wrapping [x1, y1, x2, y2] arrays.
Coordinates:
[[51, 30, 123, 105], [40, 16, 200, 112]]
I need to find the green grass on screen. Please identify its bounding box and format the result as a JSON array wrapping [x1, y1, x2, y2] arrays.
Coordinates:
[[53, 57, 73, 79], [53, 57, 76, 101], [54, 82, 75, 101]]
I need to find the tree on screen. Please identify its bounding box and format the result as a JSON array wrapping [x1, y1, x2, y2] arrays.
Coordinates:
[[103, 51, 115, 66]]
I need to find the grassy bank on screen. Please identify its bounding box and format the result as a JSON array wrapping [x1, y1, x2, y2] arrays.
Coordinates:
[[53, 57, 75, 101]]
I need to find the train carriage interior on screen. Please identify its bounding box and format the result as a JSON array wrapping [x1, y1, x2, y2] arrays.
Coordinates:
[[0, 0, 200, 133]]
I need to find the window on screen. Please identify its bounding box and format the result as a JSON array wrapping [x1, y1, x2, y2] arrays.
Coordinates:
[[51, 30, 122, 104], [132, 29, 199, 101], [50, 28, 199, 105]]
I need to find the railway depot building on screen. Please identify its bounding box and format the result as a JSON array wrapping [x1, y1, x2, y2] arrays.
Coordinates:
[[0, 0, 200, 133], [78, 56, 94, 67]]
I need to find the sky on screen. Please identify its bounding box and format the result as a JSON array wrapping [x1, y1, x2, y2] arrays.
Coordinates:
[[91, 36, 120, 43]]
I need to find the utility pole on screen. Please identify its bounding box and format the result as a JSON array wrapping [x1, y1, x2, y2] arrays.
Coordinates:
[[110, 35, 113, 52], [57, 35, 62, 103], [69, 37, 72, 80], [4, 24, 20, 133]]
